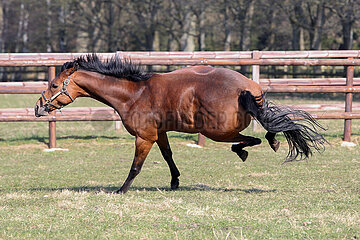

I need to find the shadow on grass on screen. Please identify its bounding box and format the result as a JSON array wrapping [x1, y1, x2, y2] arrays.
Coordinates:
[[23, 185, 277, 194], [0, 132, 200, 144], [0, 135, 125, 145], [0, 136, 49, 146]]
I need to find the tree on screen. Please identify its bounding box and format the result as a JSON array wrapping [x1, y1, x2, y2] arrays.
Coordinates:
[[126, 0, 162, 51], [1, 0, 360, 54], [279, 0, 330, 50], [329, 0, 360, 50]]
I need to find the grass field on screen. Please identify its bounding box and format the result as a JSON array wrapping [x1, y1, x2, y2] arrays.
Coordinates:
[[0, 94, 359, 239]]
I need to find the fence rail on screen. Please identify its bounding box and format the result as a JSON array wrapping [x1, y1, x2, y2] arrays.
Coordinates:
[[1, 107, 359, 122], [0, 50, 359, 147], [0, 107, 119, 122], [2, 51, 360, 66]]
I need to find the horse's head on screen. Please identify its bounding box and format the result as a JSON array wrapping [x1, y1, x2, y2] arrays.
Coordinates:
[[35, 62, 80, 117]]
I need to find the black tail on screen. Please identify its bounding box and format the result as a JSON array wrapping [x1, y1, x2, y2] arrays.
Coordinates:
[[239, 90, 327, 162]]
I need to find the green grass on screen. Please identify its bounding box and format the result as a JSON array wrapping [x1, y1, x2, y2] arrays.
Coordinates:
[[0, 94, 359, 239]]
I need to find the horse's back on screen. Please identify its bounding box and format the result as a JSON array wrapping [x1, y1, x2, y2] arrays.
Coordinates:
[[162, 65, 216, 76], [159, 66, 262, 97]]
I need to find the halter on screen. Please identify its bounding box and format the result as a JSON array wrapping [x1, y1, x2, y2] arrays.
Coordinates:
[[41, 74, 74, 110]]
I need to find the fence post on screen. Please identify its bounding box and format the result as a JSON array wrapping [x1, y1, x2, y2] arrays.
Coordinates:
[[48, 66, 56, 148], [114, 109, 122, 131], [344, 61, 354, 142], [252, 50, 260, 131], [197, 133, 206, 147]]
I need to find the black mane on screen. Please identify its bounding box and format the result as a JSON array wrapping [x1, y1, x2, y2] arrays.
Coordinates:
[[61, 54, 152, 82]]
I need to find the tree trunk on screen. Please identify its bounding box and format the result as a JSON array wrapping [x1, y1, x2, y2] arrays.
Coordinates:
[[224, 29, 231, 51], [291, 22, 300, 50], [22, 4, 29, 52], [291, 1, 304, 50], [166, 33, 177, 71], [310, 1, 325, 50], [299, 27, 305, 50], [145, 28, 155, 51], [340, 19, 354, 50], [152, 30, 161, 71], [197, 11, 206, 51], [224, 0, 232, 51], [180, 12, 196, 51], [241, 0, 254, 51], [107, 0, 114, 52], [152, 30, 160, 51], [264, 8, 277, 51], [46, 0, 52, 52], [16, 3, 26, 52], [58, 4, 67, 52], [0, 0, 5, 53], [0, 0, 5, 81], [240, 0, 254, 74]]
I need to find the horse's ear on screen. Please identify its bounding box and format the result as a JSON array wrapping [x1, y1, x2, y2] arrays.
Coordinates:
[[61, 61, 73, 72], [61, 61, 79, 74]]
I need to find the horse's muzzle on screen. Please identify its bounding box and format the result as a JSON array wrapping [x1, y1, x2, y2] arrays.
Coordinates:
[[34, 104, 49, 117]]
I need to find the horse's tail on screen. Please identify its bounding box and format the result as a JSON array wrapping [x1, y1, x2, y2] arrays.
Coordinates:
[[238, 90, 327, 162]]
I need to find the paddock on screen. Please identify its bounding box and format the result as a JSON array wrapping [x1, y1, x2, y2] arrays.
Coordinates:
[[0, 107, 359, 238], [0, 51, 359, 238]]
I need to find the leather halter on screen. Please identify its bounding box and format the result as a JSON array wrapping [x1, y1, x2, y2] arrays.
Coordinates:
[[41, 74, 74, 110]]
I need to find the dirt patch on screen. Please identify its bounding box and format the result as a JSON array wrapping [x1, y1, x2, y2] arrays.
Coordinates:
[[0, 143, 47, 150], [248, 172, 277, 177]]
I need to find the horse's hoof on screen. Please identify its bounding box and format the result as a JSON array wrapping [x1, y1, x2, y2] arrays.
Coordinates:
[[171, 178, 179, 190], [114, 188, 125, 194], [270, 140, 280, 152], [237, 150, 248, 162]]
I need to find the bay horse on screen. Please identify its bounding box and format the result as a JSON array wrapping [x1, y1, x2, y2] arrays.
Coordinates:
[[34, 54, 326, 193]]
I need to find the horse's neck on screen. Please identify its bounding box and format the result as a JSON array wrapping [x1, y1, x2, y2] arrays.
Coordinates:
[[76, 73, 143, 113]]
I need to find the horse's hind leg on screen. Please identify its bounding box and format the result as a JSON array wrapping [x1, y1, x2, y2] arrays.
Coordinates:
[[156, 132, 180, 190], [265, 132, 280, 152], [228, 134, 262, 162]]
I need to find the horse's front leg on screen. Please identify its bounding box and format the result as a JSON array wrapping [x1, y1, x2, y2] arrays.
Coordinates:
[[116, 136, 154, 194]]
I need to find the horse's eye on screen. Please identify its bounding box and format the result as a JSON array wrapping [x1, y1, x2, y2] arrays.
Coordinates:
[[52, 83, 59, 89]]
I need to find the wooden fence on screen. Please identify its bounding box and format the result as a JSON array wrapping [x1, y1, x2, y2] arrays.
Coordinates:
[[0, 51, 359, 148]]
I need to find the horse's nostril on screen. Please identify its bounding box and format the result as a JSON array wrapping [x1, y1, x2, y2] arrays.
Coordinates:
[[35, 104, 48, 117]]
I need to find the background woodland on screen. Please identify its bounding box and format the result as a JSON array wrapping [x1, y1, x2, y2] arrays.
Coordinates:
[[1, 0, 360, 53]]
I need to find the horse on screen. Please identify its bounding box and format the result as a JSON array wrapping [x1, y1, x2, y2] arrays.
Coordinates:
[[34, 54, 326, 194]]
